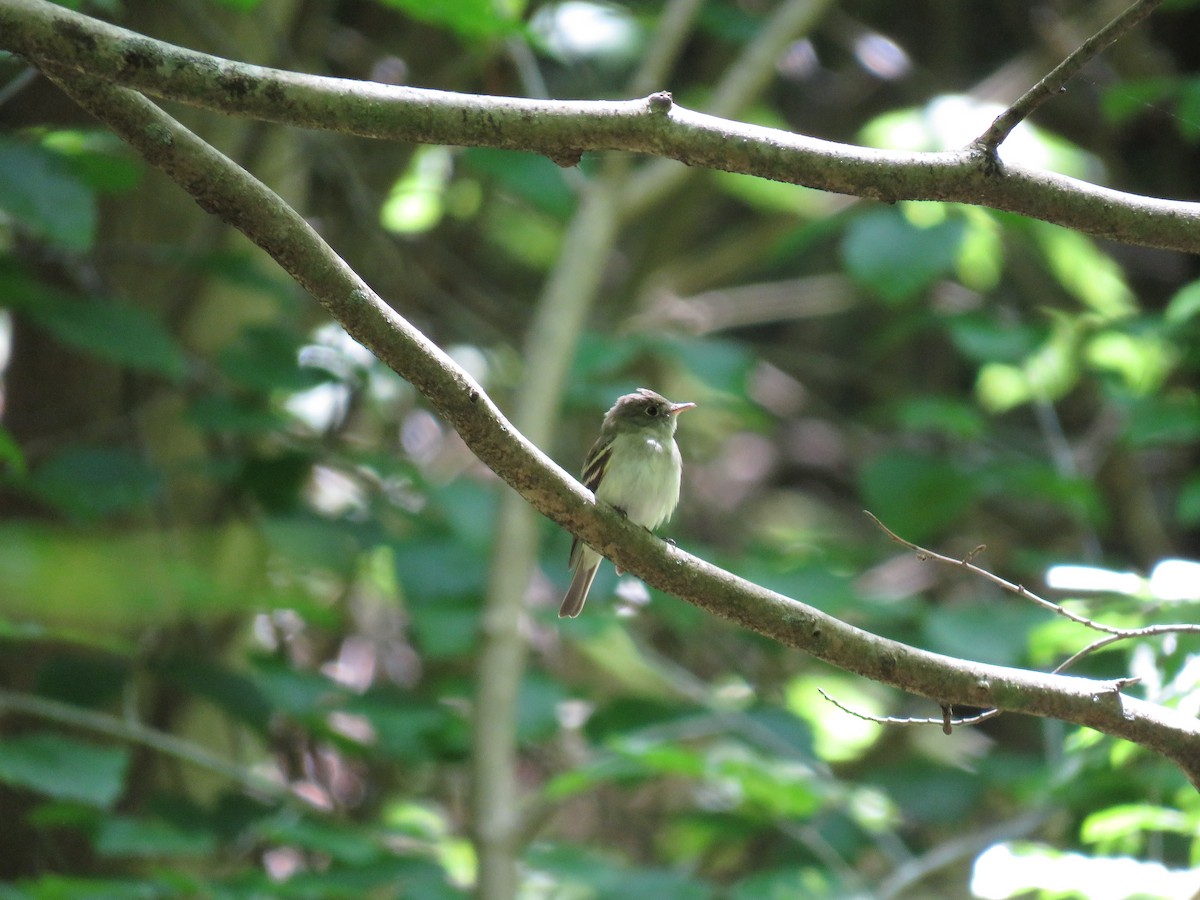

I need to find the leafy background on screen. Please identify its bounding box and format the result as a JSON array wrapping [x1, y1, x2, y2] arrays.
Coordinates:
[[2, 0, 1200, 897]]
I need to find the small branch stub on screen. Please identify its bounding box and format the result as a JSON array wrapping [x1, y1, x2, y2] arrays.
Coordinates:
[[647, 91, 674, 114]]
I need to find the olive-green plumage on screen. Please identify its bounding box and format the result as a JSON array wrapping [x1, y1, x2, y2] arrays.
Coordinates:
[[560, 388, 695, 618]]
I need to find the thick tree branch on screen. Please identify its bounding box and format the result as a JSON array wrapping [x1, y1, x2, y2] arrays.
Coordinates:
[[3, 0, 1200, 253], [29, 46, 1200, 790]]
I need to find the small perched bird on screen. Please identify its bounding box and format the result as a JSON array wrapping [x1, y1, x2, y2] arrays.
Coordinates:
[[559, 388, 696, 618]]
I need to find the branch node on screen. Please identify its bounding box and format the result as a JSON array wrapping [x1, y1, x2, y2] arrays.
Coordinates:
[[547, 149, 583, 168], [647, 90, 674, 114]]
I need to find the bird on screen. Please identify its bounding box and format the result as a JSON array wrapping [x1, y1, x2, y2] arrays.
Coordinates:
[[559, 387, 695, 618]]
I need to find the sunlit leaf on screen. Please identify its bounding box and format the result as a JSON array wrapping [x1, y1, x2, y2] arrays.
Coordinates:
[[1164, 279, 1200, 325], [375, 0, 523, 41], [1031, 222, 1137, 319], [1086, 330, 1174, 393], [41, 129, 141, 194], [975, 319, 1080, 413], [785, 674, 883, 764], [381, 146, 453, 235], [1081, 804, 1196, 855]]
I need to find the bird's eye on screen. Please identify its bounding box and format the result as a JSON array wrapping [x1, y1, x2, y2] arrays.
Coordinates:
[[646, 404, 660, 417]]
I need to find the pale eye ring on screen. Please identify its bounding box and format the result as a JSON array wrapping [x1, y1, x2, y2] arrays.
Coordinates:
[[646, 405, 660, 417]]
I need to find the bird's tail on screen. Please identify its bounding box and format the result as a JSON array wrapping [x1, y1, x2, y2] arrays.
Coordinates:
[[559, 556, 600, 618]]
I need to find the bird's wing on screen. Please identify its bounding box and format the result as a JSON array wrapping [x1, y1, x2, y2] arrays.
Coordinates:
[[569, 437, 613, 568]]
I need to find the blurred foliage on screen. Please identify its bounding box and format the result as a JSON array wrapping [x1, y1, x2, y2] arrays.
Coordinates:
[[1, 0, 1199, 897]]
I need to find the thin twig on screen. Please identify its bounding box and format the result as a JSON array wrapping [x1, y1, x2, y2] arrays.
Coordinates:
[[865, 511, 1200, 667], [975, 0, 1164, 155], [816, 688, 1001, 729], [864, 510, 1121, 634]]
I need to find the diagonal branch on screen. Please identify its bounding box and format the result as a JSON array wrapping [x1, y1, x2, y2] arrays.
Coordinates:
[[975, 0, 1164, 155], [2, 0, 1200, 253], [30, 59, 1200, 791]]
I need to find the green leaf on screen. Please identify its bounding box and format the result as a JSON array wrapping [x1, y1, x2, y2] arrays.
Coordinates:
[[187, 393, 289, 434], [157, 660, 273, 734], [1178, 474, 1200, 526], [461, 148, 574, 218], [0, 268, 187, 379], [1124, 395, 1200, 446], [256, 816, 383, 866], [24, 445, 162, 521], [893, 396, 986, 439], [948, 313, 1043, 363], [858, 451, 976, 542], [1164, 279, 1200, 326], [841, 208, 965, 303], [41, 129, 142, 194], [393, 539, 486, 602], [526, 844, 714, 900], [1031, 222, 1136, 319], [94, 816, 218, 858], [1100, 77, 1174, 125], [729, 867, 839, 900], [517, 674, 568, 743], [218, 325, 329, 392], [0, 425, 27, 477], [0, 137, 95, 250], [345, 694, 461, 760], [0, 732, 128, 807], [375, 0, 523, 42], [409, 604, 478, 659], [922, 604, 1042, 667]]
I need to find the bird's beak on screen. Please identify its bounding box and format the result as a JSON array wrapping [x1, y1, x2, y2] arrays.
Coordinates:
[[668, 401, 696, 416]]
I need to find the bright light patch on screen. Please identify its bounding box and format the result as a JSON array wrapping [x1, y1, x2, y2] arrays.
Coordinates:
[[1148, 558, 1200, 602], [859, 94, 1101, 177], [381, 146, 453, 235], [854, 32, 910, 80], [1044, 564, 1143, 596], [531, 1, 638, 61], [285, 382, 350, 432], [1044, 559, 1200, 602], [971, 842, 1200, 900]]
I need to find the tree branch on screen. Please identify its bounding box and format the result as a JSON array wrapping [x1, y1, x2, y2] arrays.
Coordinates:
[[975, 0, 1164, 155], [27, 43, 1200, 790], [3, 0, 1200, 253]]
